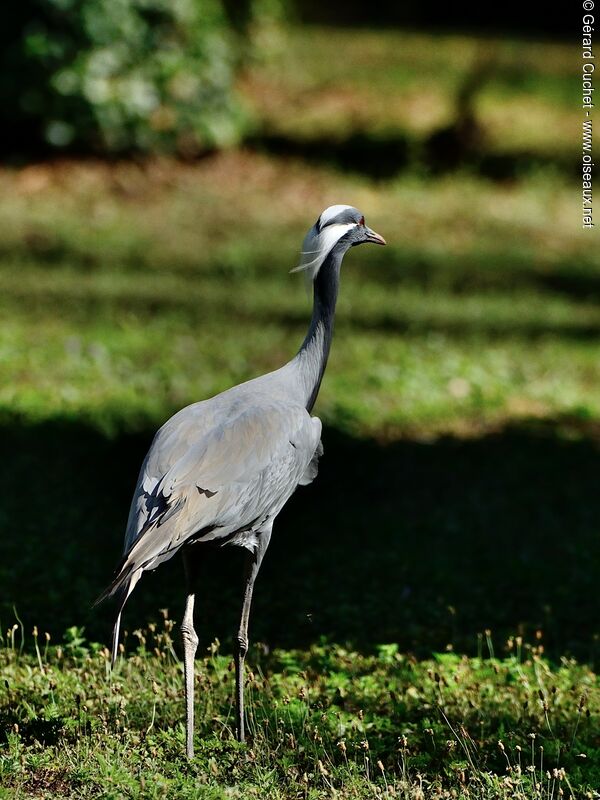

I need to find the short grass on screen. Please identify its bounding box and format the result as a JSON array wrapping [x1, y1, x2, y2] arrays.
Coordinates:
[[241, 27, 575, 163], [0, 157, 596, 435], [1, 624, 598, 798], [0, 24, 598, 800]]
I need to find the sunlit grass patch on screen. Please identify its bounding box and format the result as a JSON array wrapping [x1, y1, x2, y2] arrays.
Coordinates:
[[242, 27, 574, 162], [0, 158, 595, 435], [1, 621, 598, 798]]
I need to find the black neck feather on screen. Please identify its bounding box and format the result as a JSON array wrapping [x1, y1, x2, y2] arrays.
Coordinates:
[[301, 250, 342, 412]]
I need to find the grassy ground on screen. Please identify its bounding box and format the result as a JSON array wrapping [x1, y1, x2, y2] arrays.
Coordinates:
[[241, 27, 574, 165], [0, 157, 596, 433], [2, 626, 599, 798], [0, 25, 598, 799]]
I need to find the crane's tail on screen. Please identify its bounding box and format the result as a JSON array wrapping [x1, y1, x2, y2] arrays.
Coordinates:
[[95, 565, 142, 668], [94, 517, 187, 667]]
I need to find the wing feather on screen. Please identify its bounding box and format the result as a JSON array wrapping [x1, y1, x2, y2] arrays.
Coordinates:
[[104, 396, 321, 600]]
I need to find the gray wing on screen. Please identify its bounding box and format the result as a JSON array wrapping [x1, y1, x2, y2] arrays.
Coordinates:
[[102, 396, 322, 600]]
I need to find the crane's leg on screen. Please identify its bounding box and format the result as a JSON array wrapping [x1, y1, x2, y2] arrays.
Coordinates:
[[235, 528, 271, 743], [181, 552, 199, 759]]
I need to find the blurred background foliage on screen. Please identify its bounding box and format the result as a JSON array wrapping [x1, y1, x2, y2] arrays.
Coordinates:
[[1, 0, 285, 155], [1, 1, 571, 163]]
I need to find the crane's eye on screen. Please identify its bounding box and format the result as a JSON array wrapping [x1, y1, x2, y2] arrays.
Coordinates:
[[359, 216, 365, 226]]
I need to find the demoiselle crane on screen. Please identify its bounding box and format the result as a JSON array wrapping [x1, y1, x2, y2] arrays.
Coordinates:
[[96, 205, 386, 758]]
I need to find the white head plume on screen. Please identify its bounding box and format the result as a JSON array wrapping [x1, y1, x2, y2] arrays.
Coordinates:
[[291, 204, 358, 283]]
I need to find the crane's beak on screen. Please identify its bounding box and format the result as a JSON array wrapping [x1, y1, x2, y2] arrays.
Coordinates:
[[364, 227, 386, 246]]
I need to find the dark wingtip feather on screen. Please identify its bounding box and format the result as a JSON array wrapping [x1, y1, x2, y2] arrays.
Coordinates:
[[93, 560, 136, 668], [93, 556, 130, 608], [94, 577, 132, 668]]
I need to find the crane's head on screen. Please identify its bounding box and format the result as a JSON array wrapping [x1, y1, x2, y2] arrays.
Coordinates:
[[292, 205, 386, 282]]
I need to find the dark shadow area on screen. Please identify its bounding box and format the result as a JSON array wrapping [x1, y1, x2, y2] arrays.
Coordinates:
[[248, 130, 578, 183], [0, 711, 64, 746], [295, 1, 565, 39], [247, 131, 411, 181], [271, 309, 600, 344], [359, 252, 600, 305], [340, 315, 600, 342], [0, 413, 598, 662], [534, 272, 600, 303]]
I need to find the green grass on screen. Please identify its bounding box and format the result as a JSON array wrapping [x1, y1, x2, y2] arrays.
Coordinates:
[[242, 27, 575, 161], [1, 625, 598, 798], [0, 161, 596, 434], [1, 24, 599, 800]]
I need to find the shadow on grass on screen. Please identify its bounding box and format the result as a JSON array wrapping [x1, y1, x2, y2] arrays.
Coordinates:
[[276, 310, 600, 342], [0, 412, 598, 662], [2, 239, 600, 311], [248, 130, 578, 182], [0, 711, 64, 746], [0, 267, 600, 341], [3, 286, 600, 342], [247, 132, 411, 181]]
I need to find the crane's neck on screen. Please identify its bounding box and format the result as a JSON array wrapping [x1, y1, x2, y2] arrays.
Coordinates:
[[293, 250, 341, 412]]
